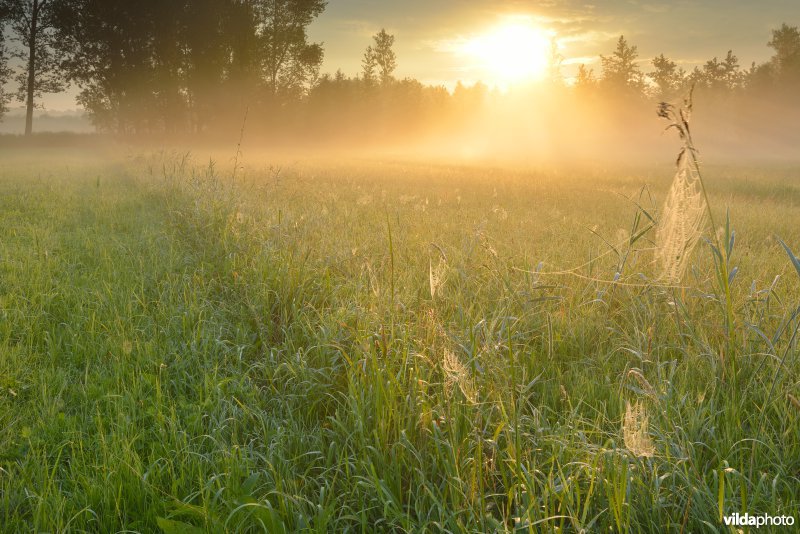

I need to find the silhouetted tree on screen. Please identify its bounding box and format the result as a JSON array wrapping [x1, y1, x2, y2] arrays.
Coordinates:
[[224, 0, 260, 102], [695, 50, 742, 93], [574, 64, 596, 92], [721, 50, 743, 90], [54, 0, 163, 132], [55, 0, 325, 132], [600, 36, 644, 94], [307, 68, 450, 142], [0, 4, 12, 119], [600, 35, 643, 91], [702, 57, 725, 91], [649, 54, 685, 99], [686, 65, 705, 89], [3, 0, 65, 135], [368, 29, 396, 85], [255, 0, 326, 101], [362, 44, 377, 85], [151, 2, 187, 132], [307, 69, 367, 136], [767, 23, 800, 88], [175, 0, 260, 131], [744, 60, 774, 93]]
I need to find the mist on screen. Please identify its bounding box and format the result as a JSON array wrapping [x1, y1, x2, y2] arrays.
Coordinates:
[[1, 3, 798, 168]]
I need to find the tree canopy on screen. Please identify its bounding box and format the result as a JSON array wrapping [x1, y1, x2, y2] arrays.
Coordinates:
[[600, 36, 644, 94]]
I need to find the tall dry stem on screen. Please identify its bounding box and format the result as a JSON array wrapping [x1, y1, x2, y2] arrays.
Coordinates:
[[655, 89, 707, 283]]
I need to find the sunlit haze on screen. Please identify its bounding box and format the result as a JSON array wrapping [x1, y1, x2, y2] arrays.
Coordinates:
[[309, 0, 798, 89], [19, 0, 799, 112], [1, 0, 798, 165], [458, 19, 555, 88]]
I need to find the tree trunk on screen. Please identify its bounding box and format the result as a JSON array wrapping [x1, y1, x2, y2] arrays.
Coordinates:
[[24, 0, 39, 137]]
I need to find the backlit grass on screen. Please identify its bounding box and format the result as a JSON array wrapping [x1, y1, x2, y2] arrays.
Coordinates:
[[0, 151, 798, 532]]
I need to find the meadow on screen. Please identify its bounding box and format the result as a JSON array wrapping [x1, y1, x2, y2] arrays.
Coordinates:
[[0, 147, 798, 532]]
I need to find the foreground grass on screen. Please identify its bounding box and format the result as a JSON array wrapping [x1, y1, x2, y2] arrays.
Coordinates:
[[0, 153, 799, 532]]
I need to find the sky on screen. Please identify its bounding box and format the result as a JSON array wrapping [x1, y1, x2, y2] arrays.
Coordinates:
[[25, 0, 800, 111], [308, 0, 799, 88]]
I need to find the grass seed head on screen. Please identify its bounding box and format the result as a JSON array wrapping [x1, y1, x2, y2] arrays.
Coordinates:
[[627, 369, 657, 398]]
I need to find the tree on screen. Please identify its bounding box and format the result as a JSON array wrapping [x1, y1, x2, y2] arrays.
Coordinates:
[[575, 63, 597, 89], [181, 0, 238, 132], [151, 2, 188, 132], [224, 0, 261, 98], [54, 0, 327, 133], [255, 0, 326, 101], [744, 60, 774, 93], [3, 0, 65, 135], [700, 56, 726, 91], [574, 64, 596, 93], [686, 65, 705, 89], [649, 54, 685, 99], [362, 44, 377, 85], [368, 29, 396, 85], [720, 50, 742, 90], [687, 50, 742, 94], [698, 50, 741, 92], [600, 36, 644, 94], [0, 5, 12, 120], [767, 23, 800, 86], [54, 0, 164, 132]]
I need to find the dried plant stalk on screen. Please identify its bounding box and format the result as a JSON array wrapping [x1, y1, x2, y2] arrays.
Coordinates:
[[655, 89, 708, 283]]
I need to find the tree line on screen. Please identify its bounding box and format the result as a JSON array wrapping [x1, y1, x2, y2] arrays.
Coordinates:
[[573, 27, 800, 101], [0, 1, 798, 142], [0, 0, 326, 135]]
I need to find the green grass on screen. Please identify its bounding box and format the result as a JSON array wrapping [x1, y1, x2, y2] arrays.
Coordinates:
[[0, 151, 799, 532]]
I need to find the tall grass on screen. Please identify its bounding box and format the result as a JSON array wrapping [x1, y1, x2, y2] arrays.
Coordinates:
[[0, 149, 797, 532], [656, 90, 739, 380]]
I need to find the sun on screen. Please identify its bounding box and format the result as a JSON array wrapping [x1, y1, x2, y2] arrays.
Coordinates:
[[462, 21, 554, 87]]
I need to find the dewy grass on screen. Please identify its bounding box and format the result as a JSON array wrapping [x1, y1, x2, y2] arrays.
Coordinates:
[[656, 90, 738, 377], [0, 151, 798, 532]]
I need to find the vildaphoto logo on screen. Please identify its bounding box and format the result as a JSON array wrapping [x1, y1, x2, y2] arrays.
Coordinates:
[[723, 512, 795, 528]]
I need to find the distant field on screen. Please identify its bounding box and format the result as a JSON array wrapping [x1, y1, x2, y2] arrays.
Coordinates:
[[1, 151, 799, 532]]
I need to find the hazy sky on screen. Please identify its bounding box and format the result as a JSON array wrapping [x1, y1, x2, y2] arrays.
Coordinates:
[[32, 0, 800, 111], [309, 0, 799, 87]]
